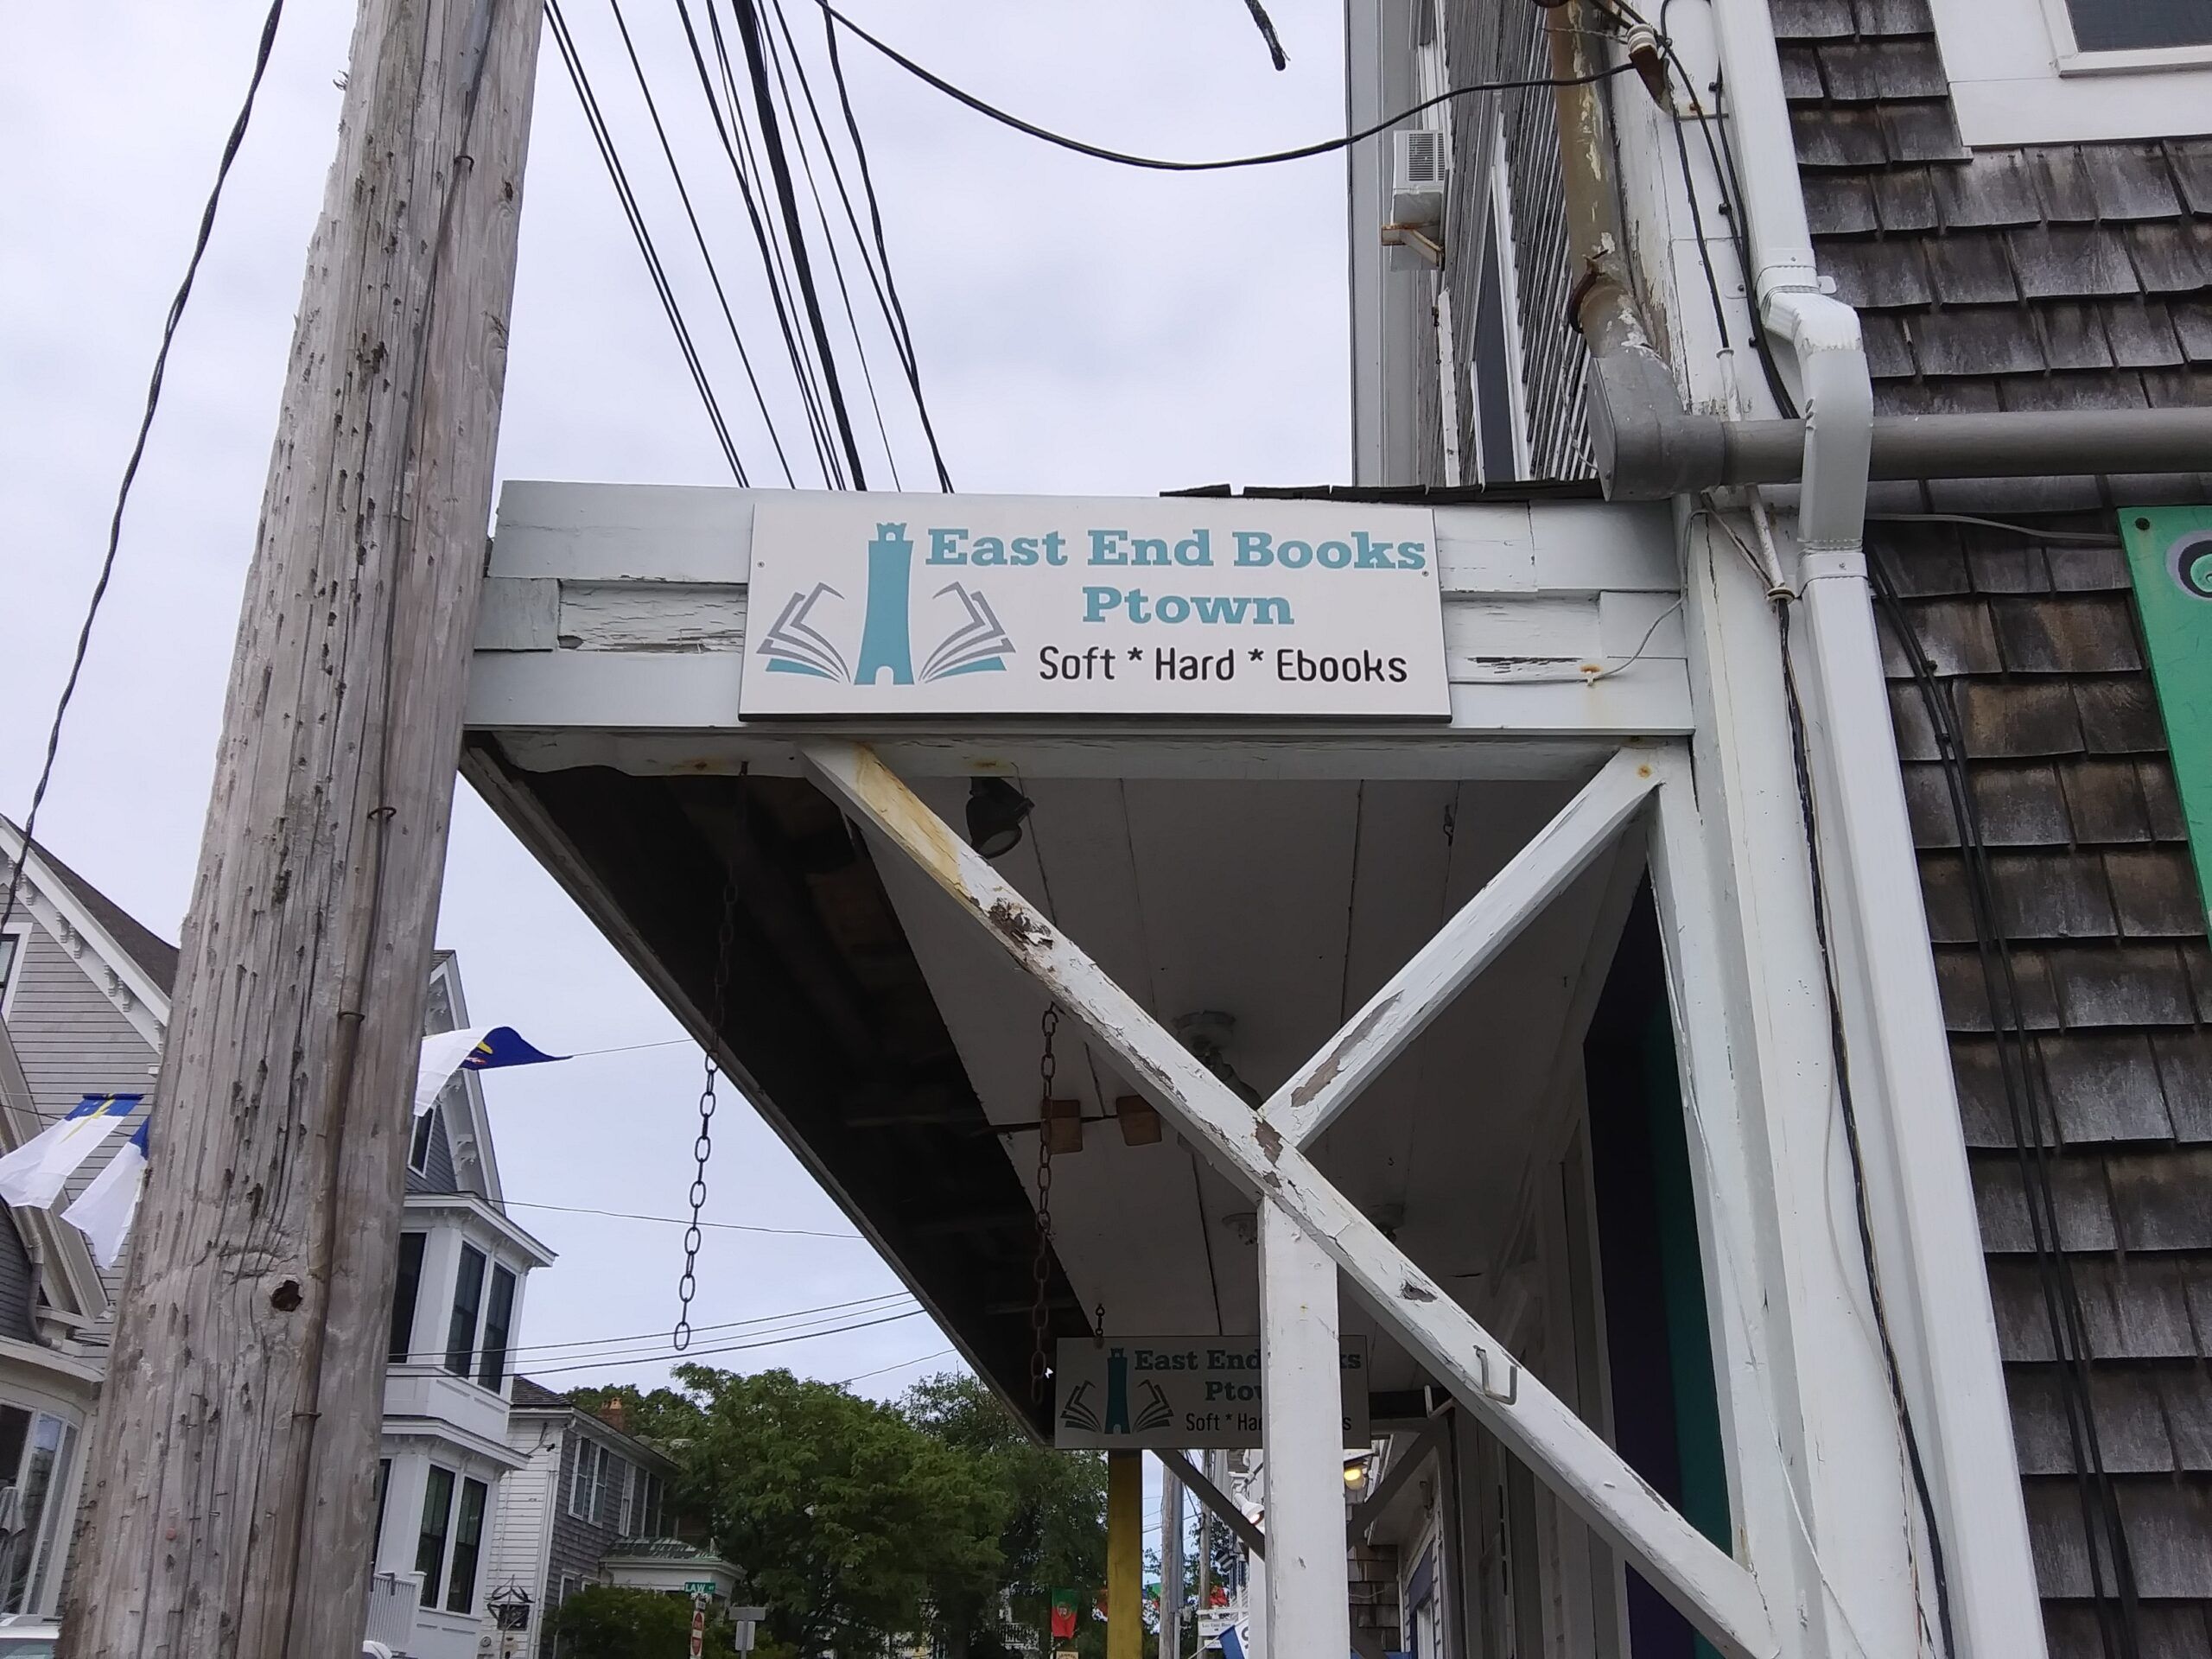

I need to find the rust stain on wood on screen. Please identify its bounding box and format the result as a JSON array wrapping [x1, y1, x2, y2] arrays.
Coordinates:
[[1290, 994, 1398, 1109]]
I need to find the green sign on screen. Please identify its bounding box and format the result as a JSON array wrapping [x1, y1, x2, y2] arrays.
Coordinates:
[[684, 1580, 717, 1596], [2122, 507, 2212, 925]]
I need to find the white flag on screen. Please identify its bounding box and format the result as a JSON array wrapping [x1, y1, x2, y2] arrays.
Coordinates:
[[413, 1027, 492, 1120], [62, 1119, 149, 1271], [0, 1094, 138, 1210]]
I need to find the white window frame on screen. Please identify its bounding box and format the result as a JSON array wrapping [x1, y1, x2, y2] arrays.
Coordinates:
[[0, 931, 22, 1024], [568, 1439, 601, 1520], [1930, 0, 2212, 144]]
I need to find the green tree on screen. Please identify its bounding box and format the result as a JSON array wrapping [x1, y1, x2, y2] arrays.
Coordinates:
[[551, 1586, 727, 1659], [565, 1382, 708, 1453], [900, 1372, 1109, 1659], [675, 1365, 1007, 1655]]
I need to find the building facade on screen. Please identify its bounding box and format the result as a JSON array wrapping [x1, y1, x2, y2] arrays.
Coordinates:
[[1348, 2, 2212, 1656]]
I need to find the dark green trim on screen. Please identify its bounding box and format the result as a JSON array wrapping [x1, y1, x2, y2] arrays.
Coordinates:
[[2121, 505, 2212, 928]]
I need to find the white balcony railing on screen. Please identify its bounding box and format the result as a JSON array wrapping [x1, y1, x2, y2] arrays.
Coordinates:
[[364, 1570, 423, 1649]]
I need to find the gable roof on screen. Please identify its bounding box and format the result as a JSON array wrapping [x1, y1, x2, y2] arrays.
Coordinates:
[[24, 836, 179, 995]]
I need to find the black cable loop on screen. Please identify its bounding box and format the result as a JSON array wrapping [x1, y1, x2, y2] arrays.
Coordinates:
[[1029, 1006, 1060, 1402]]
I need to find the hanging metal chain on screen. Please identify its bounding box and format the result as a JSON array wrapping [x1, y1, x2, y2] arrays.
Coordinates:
[[674, 880, 739, 1351], [1028, 1006, 1060, 1402]]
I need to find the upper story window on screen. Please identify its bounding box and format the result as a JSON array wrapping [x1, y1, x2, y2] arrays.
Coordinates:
[[1933, 0, 2212, 144], [567, 1437, 632, 1528], [0, 933, 18, 1001], [389, 1232, 427, 1364], [442, 1244, 518, 1390]]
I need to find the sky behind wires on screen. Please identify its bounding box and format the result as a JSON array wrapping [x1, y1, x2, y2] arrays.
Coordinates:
[[0, 0, 1349, 1406]]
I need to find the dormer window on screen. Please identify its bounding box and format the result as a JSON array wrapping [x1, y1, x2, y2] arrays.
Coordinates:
[[1933, 0, 2212, 143], [408, 1106, 437, 1175], [2056, 0, 2212, 54]]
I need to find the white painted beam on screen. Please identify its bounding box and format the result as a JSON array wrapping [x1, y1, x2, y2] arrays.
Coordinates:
[[1159, 1448, 1265, 1561], [1261, 1202, 1354, 1659], [1268, 749, 1660, 1148], [801, 740, 1778, 1659]]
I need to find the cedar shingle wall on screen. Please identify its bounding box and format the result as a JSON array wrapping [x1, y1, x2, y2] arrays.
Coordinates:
[[1779, 1, 2212, 1649]]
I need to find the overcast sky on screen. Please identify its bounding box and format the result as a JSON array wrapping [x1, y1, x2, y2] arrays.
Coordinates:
[[0, 0, 1348, 1429]]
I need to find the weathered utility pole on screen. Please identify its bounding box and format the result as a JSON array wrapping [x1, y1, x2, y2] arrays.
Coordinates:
[[60, 1, 541, 1653]]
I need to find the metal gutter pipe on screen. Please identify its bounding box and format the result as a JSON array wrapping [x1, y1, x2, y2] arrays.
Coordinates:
[[1702, 4, 2050, 1659], [1604, 407, 2212, 498]]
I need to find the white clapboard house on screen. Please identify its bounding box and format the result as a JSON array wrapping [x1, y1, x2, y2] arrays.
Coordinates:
[[0, 818, 556, 1659]]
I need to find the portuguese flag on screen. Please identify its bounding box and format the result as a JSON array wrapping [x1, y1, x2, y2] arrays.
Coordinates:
[[1049, 1589, 1080, 1640]]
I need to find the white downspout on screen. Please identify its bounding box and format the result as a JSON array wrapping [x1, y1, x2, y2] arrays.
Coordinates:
[[1706, 5, 2048, 1659]]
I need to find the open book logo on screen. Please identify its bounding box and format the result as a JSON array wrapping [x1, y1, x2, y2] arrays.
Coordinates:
[[756, 522, 1014, 684]]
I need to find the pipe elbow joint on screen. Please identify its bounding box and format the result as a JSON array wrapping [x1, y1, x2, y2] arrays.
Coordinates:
[[1762, 288, 1873, 552]]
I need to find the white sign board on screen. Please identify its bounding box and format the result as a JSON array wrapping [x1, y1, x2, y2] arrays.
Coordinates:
[[740, 494, 1449, 719], [1053, 1335, 1370, 1450]]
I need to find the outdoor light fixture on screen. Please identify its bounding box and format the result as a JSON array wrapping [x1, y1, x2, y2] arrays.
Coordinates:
[[1344, 1456, 1370, 1490], [965, 777, 1033, 859]]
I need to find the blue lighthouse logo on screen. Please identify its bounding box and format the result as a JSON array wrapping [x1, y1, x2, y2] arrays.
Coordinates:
[[755, 523, 1014, 684]]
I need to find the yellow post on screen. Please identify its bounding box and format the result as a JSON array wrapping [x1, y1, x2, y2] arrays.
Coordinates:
[[1107, 1449, 1143, 1659]]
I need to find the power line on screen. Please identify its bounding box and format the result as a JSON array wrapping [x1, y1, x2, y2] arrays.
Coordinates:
[[603, 0, 799, 486], [809, 0, 1637, 173], [529, 1305, 927, 1376], [728, 0, 871, 486], [412, 1289, 915, 1368], [502, 1197, 864, 1239], [755, 2, 905, 489], [793, 0, 956, 490], [677, 0, 847, 481], [545, 0, 751, 482], [838, 1345, 958, 1387], [0, 0, 287, 951]]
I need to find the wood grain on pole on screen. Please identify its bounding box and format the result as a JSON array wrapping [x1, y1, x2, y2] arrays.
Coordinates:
[[59, 0, 540, 1651]]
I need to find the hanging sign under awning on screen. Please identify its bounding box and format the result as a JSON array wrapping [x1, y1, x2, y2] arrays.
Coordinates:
[[2121, 507, 2212, 927], [739, 494, 1450, 720], [1053, 1335, 1370, 1450]]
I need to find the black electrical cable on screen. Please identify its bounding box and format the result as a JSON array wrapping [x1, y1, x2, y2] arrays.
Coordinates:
[[0, 0, 286, 950], [1867, 548, 2144, 1659], [1775, 601, 1957, 1659], [819, 9, 956, 491], [809, 0, 1637, 173], [754, 4, 906, 487], [773, 0, 956, 491], [729, 0, 871, 488], [546, 0, 750, 483], [602, 0, 798, 486], [683, 0, 847, 482]]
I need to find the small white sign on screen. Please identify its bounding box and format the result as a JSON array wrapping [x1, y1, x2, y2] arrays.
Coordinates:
[[740, 494, 1449, 719], [1053, 1335, 1370, 1450]]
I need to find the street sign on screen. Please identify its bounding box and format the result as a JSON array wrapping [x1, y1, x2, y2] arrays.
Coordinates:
[[729, 1608, 766, 1656], [684, 1580, 718, 1597], [1053, 1335, 1370, 1449], [741, 495, 1451, 721]]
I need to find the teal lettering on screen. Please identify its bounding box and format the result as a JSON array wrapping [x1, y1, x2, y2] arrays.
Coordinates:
[[971, 535, 1007, 566], [1276, 538, 1313, 569], [928, 528, 968, 563], [1397, 540, 1429, 570], [1133, 537, 1170, 567], [1192, 594, 1251, 624], [1090, 529, 1129, 565], [1083, 586, 1124, 622], [1011, 536, 1040, 566], [1254, 595, 1292, 625], [1043, 531, 1068, 566], [1175, 531, 1212, 566], [1354, 531, 1395, 569], [1317, 538, 1353, 569], [1155, 594, 1191, 623], [1234, 531, 1274, 567]]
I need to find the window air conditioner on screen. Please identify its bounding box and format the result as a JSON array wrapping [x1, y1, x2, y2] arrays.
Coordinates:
[[1388, 130, 1447, 268]]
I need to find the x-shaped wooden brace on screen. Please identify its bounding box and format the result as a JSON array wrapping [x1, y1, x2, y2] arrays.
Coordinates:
[[803, 741, 1777, 1659]]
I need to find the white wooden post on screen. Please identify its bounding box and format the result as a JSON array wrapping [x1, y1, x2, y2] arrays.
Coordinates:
[[1162, 1459, 1186, 1659], [1260, 1202, 1352, 1659]]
